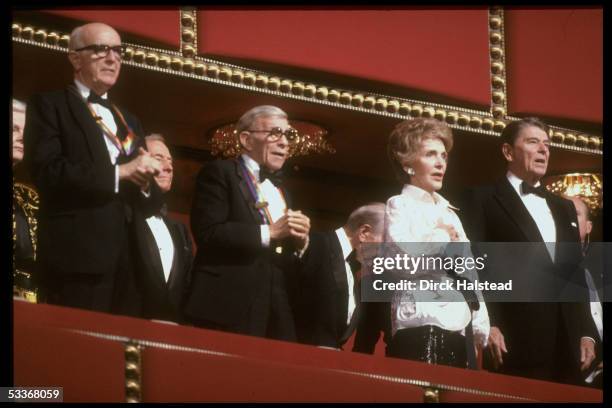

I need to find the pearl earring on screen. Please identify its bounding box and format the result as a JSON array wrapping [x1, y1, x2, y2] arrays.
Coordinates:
[[405, 167, 415, 176]]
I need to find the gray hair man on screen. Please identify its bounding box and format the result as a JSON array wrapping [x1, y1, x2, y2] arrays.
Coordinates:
[[184, 105, 310, 342], [23, 22, 163, 315]]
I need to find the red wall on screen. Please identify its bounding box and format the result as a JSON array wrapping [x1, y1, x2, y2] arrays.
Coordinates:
[[505, 8, 602, 123], [43, 9, 181, 48], [197, 9, 492, 108]]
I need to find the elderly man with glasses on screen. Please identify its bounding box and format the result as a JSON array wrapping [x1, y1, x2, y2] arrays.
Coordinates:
[[24, 22, 162, 315], [184, 105, 311, 341]]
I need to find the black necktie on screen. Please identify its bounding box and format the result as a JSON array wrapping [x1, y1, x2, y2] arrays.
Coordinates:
[[346, 250, 361, 276], [260, 167, 284, 187], [88, 91, 127, 141], [521, 181, 547, 197]]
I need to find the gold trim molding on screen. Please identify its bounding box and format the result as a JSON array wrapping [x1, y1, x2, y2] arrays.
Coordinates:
[[124, 341, 143, 403], [488, 6, 508, 120], [11, 21, 602, 155], [180, 8, 197, 58]]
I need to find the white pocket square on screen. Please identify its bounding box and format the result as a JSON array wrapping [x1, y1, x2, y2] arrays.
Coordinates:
[[571, 222, 578, 227]]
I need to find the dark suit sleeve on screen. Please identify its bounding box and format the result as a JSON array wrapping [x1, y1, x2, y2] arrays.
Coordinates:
[[457, 187, 501, 328], [190, 161, 262, 253], [353, 300, 390, 354], [178, 221, 194, 291], [24, 93, 116, 200]]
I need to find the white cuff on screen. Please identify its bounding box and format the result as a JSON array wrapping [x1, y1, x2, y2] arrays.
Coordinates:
[[261, 225, 270, 247], [114, 165, 119, 193], [581, 336, 597, 344]]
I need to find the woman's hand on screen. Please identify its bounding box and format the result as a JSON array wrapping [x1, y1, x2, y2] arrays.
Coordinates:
[[436, 219, 460, 241]]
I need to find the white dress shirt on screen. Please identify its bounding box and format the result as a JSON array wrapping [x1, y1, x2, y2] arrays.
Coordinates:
[[385, 184, 490, 346], [240, 154, 287, 247], [335, 228, 356, 324], [145, 215, 175, 282], [74, 79, 120, 192], [585, 269, 603, 340], [506, 171, 557, 260]]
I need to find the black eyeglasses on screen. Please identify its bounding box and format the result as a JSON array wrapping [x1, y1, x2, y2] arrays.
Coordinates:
[[74, 44, 125, 59], [246, 127, 299, 142]]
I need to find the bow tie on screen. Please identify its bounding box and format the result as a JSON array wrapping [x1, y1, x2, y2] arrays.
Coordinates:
[[87, 92, 113, 110], [260, 168, 284, 187], [521, 181, 547, 197], [346, 250, 361, 276]]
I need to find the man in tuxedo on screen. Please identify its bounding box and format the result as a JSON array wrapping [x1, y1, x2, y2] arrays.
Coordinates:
[[131, 134, 193, 322], [295, 203, 388, 350], [184, 105, 311, 341], [459, 117, 597, 383], [24, 23, 162, 314], [568, 196, 603, 386]]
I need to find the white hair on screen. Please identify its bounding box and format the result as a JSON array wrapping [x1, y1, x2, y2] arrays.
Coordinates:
[[13, 99, 26, 113], [69, 25, 86, 50], [235, 105, 287, 134]]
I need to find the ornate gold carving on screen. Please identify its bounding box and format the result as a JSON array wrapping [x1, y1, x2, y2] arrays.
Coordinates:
[[268, 76, 281, 91], [303, 84, 316, 98], [218, 66, 232, 80], [124, 341, 143, 403], [180, 8, 197, 58], [374, 97, 388, 111], [280, 79, 293, 93], [423, 387, 440, 403], [13, 181, 39, 303], [422, 106, 435, 118], [351, 93, 364, 107], [11, 21, 602, 155], [489, 7, 508, 122], [387, 100, 400, 114], [363, 96, 376, 109], [211, 121, 335, 158], [328, 89, 340, 103], [544, 173, 602, 214]]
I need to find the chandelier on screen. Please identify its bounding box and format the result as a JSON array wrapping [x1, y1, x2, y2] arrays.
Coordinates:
[[544, 173, 603, 214], [210, 120, 335, 158]]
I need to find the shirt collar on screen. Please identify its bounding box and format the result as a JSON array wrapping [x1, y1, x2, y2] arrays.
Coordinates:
[[335, 227, 353, 261], [74, 79, 108, 100], [241, 153, 261, 181], [506, 170, 541, 197], [401, 184, 449, 207]]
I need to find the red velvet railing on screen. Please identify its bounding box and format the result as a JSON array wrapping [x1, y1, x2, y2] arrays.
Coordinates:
[[13, 300, 602, 402]]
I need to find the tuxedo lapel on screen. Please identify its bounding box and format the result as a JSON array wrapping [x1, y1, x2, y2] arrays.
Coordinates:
[[328, 233, 351, 341], [165, 218, 184, 293], [339, 278, 361, 345], [141, 217, 168, 290], [233, 159, 265, 224], [494, 178, 544, 242], [65, 86, 110, 164]]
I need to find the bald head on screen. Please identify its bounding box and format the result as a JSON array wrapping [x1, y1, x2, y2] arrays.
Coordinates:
[[68, 23, 122, 95], [69, 23, 120, 50]]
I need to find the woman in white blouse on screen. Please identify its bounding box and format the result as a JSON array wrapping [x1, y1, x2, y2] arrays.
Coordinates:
[[384, 118, 490, 368]]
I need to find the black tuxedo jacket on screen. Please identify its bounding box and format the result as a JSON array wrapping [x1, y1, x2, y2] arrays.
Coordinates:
[[183, 158, 298, 333], [24, 86, 161, 311], [458, 177, 597, 382], [132, 211, 193, 322], [296, 231, 356, 348]]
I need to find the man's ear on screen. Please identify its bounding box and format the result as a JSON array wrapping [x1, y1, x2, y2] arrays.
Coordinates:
[[239, 131, 252, 152], [501, 143, 514, 162], [68, 51, 81, 71], [358, 224, 372, 242]]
